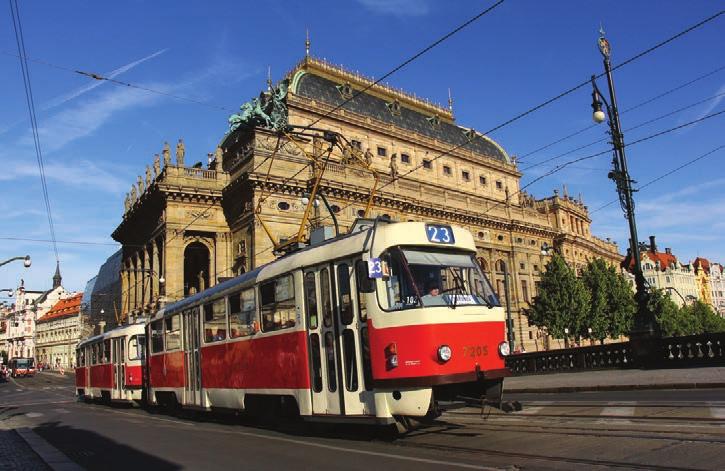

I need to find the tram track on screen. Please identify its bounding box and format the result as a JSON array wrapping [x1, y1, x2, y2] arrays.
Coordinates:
[[394, 438, 709, 471]]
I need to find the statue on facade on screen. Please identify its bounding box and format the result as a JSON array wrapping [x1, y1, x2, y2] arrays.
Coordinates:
[[215, 146, 224, 167], [130, 185, 137, 203], [153, 154, 161, 176], [137, 175, 144, 195], [145, 165, 152, 187], [176, 138, 186, 167], [124, 193, 130, 212], [197, 270, 206, 291], [389, 153, 399, 179], [364, 148, 373, 166], [162, 142, 171, 167], [341, 144, 352, 165]]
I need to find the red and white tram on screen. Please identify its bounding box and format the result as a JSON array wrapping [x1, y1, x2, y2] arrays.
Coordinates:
[[145, 220, 509, 426], [75, 321, 145, 403]]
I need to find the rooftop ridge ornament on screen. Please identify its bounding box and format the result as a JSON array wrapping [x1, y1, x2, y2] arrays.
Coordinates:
[[305, 29, 310, 57]]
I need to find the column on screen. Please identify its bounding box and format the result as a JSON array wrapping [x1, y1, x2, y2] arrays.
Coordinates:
[[164, 231, 185, 302], [152, 239, 160, 301]]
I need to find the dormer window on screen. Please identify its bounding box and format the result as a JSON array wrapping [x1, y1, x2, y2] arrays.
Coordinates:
[[336, 82, 354, 99], [400, 153, 411, 164], [386, 99, 401, 116], [427, 114, 440, 127]]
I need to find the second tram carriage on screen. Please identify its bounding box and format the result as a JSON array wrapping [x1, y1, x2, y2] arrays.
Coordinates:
[[76, 322, 145, 402], [144, 220, 509, 426]]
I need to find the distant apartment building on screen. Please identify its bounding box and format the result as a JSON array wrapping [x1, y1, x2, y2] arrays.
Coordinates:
[[4, 263, 67, 359], [35, 292, 83, 368], [623, 236, 699, 307], [692, 258, 725, 317]]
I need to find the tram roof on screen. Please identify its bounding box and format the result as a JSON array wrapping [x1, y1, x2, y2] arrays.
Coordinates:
[[153, 221, 475, 321], [77, 320, 145, 347]]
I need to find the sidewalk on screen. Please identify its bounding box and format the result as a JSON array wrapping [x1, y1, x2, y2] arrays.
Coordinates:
[[0, 429, 50, 471], [504, 366, 725, 393]]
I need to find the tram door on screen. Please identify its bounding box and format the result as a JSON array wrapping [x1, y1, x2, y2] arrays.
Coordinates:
[[307, 267, 342, 415], [183, 308, 202, 406], [112, 337, 125, 399], [332, 260, 370, 415]]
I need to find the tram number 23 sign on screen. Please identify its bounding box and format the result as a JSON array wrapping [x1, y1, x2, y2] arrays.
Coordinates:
[[426, 224, 455, 244]]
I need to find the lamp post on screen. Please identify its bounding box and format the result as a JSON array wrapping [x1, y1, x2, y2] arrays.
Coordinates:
[[0, 289, 14, 297], [0, 255, 31, 268], [590, 28, 659, 360]]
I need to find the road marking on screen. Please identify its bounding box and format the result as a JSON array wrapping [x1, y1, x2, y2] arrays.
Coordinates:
[[16, 388, 23, 392], [519, 406, 542, 415], [1, 400, 75, 408], [602, 401, 636, 417], [54, 408, 70, 414], [25, 412, 43, 418], [212, 428, 504, 470], [711, 408, 725, 419]]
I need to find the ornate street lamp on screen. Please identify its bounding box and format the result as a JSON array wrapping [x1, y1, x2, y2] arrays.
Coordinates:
[[590, 28, 659, 360], [0, 255, 31, 268]]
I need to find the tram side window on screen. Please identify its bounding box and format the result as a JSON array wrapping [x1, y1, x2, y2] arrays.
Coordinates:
[[260, 274, 296, 332], [103, 339, 111, 363], [320, 268, 333, 328], [304, 272, 318, 329], [91, 344, 97, 364], [128, 335, 145, 360], [337, 263, 353, 325], [229, 288, 257, 338], [355, 260, 369, 322], [165, 316, 181, 350], [151, 320, 164, 353], [204, 299, 227, 343], [77, 349, 84, 367]]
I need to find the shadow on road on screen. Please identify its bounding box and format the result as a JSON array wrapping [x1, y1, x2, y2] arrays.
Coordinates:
[[34, 421, 181, 470]]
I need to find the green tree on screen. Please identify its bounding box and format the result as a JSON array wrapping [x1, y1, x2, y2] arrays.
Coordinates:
[[648, 289, 690, 337], [581, 259, 636, 342], [682, 300, 725, 334], [525, 253, 591, 345]]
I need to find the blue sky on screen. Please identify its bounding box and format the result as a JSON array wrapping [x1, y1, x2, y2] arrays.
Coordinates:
[[1, 0, 723, 295]]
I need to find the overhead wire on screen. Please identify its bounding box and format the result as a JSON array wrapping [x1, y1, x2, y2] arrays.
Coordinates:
[[481, 10, 724, 137], [517, 63, 725, 161], [521, 90, 725, 172], [9, 0, 59, 262], [590, 144, 725, 214]]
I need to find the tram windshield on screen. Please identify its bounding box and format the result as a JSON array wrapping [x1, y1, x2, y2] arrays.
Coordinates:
[[14, 358, 34, 368], [378, 248, 500, 311]]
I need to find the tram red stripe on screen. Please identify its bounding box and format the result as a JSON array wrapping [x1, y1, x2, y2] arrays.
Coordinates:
[[149, 350, 185, 388], [89, 364, 114, 389], [75, 367, 87, 387], [200, 330, 311, 389], [368, 320, 506, 381], [125, 365, 143, 386]]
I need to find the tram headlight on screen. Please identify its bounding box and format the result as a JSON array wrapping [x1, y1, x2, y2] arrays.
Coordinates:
[[498, 341, 510, 357], [385, 342, 398, 370], [437, 344, 452, 363]]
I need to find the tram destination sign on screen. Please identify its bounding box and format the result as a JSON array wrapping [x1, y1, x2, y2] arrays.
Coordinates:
[[425, 224, 455, 244]]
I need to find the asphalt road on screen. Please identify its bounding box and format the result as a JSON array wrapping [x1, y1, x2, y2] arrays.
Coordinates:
[[2, 372, 725, 470]]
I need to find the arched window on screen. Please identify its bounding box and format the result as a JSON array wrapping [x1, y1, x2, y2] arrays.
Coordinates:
[[495, 259, 506, 273], [477, 257, 489, 274]]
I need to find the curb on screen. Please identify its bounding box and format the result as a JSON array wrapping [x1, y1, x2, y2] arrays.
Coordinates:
[[16, 427, 83, 471], [505, 382, 725, 394]]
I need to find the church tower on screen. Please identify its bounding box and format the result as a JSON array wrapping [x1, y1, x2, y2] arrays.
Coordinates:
[[52, 261, 62, 289]]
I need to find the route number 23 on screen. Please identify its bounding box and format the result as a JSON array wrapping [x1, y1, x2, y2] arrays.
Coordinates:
[[426, 224, 455, 244]]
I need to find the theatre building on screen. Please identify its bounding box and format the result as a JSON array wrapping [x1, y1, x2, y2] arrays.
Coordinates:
[[112, 54, 621, 352]]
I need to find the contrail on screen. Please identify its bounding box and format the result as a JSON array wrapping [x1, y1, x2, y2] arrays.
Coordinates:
[[43, 48, 169, 110]]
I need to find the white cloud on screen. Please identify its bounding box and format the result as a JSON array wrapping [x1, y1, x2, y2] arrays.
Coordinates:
[[356, 0, 431, 17], [0, 159, 129, 193], [0, 49, 168, 135]]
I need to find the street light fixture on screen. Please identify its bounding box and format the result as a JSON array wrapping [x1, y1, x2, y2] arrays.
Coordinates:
[[0, 289, 14, 297], [589, 28, 659, 360], [0, 255, 31, 268]]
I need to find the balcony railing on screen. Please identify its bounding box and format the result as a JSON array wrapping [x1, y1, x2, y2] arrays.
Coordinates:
[[505, 332, 725, 375]]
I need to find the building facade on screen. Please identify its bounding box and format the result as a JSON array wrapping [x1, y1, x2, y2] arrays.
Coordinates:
[[628, 236, 699, 307], [4, 264, 66, 359], [35, 292, 83, 369], [709, 262, 725, 316], [112, 56, 622, 352]]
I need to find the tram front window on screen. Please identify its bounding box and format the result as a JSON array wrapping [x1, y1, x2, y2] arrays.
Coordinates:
[[378, 248, 500, 311]]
